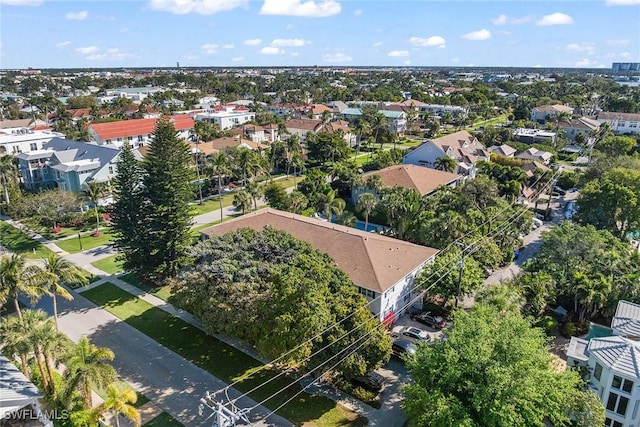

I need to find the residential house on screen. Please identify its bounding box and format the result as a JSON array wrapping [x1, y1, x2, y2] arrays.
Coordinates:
[[325, 120, 357, 146], [104, 86, 164, 103], [0, 118, 48, 129], [567, 301, 640, 427], [191, 135, 267, 155], [388, 99, 428, 111], [515, 147, 553, 164], [193, 105, 255, 130], [88, 115, 194, 148], [520, 161, 550, 179], [530, 104, 574, 124], [298, 103, 334, 119], [595, 112, 640, 135], [488, 144, 517, 157], [513, 128, 557, 145], [352, 164, 461, 204], [327, 100, 349, 114], [403, 130, 489, 177], [200, 208, 439, 322], [234, 124, 280, 144], [0, 127, 65, 154], [559, 117, 601, 142], [283, 118, 325, 141], [0, 356, 53, 427], [267, 103, 304, 118], [341, 108, 407, 135], [418, 104, 468, 118], [16, 137, 121, 193]]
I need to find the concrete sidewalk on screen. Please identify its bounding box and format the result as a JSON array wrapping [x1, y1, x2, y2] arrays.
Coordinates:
[[0, 216, 68, 256]]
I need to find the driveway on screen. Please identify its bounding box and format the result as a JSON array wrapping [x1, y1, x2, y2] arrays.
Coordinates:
[[27, 294, 292, 427]]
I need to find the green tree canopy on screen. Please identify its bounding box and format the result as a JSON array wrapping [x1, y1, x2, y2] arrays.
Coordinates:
[[403, 304, 602, 427]]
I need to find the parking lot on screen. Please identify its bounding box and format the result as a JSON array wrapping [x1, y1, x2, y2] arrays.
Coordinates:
[[393, 310, 448, 342]]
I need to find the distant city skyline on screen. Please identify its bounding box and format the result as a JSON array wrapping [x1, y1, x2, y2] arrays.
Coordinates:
[[1, 0, 639, 69]]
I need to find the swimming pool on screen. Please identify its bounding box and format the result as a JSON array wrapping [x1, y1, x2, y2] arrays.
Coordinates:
[[585, 323, 613, 340]]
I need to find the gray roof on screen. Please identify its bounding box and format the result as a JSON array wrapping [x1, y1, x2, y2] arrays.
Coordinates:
[[15, 150, 54, 161], [0, 355, 42, 417], [588, 336, 640, 379], [44, 138, 119, 170], [341, 108, 405, 119], [567, 337, 589, 362], [612, 300, 640, 337]]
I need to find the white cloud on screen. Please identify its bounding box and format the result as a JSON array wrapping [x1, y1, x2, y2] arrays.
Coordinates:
[[286, 24, 295, 30], [86, 48, 133, 61], [565, 43, 596, 54], [148, 0, 248, 15], [388, 50, 409, 57], [536, 13, 574, 26], [65, 10, 88, 20], [322, 52, 352, 63], [409, 36, 445, 48], [0, 0, 43, 6], [290, 52, 299, 56], [55, 41, 71, 48], [243, 38, 262, 46], [270, 38, 310, 47], [574, 58, 605, 68], [223, 44, 234, 49], [607, 39, 630, 45], [372, 41, 383, 48], [184, 55, 199, 60], [201, 43, 219, 54], [232, 56, 245, 62], [260, 46, 285, 55], [491, 14, 533, 25], [75, 46, 99, 54], [606, 0, 640, 5], [462, 29, 491, 41], [260, 0, 341, 17], [404, 60, 411, 65], [353, 8, 362, 16]]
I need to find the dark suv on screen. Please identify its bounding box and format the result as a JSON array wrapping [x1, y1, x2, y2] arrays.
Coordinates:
[[350, 372, 386, 393], [392, 338, 417, 359], [410, 311, 446, 329]]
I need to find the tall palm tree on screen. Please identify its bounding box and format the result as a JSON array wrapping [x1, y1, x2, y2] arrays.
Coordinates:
[[232, 190, 252, 215], [290, 153, 305, 189], [365, 174, 385, 194], [0, 155, 19, 205], [0, 314, 32, 378], [21, 309, 51, 393], [288, 191, 308, 214], [0, 253, 50, 319], [63, 337, 116, 409], [318, 190, 345, 220], [357, 192, 378, 232], [96, 384, 141, 427], [245, 181, 263, 211], [433, 156, 457, 173], [81, 181, 108, 235], [29, 311, 68, 399], [42, 254, 87, 329], [207, 152, 230, 221]]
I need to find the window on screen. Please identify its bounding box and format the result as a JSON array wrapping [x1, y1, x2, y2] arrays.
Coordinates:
[[605, 418, 623, 427], [30, 143, 37, 151], [612, 375, 634, 393], [358, 287, 376, 299], [630, 121, 638, 128], [108, 166, 114, 174], [594, 363, 603, 381], [607, 392, 629, 416], [138, 135, 144, 142]]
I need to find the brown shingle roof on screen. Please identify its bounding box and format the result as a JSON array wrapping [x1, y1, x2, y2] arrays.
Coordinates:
[[200, 209, 438, 293], [363, 165, 460, 195], [431, 130, 487, 163], [284, 118, 323, 132], [597, 112, 640, 122], [194, 136, 267, 155]]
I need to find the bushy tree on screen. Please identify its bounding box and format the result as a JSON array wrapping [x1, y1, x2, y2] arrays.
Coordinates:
[[403, 304, 601, 427]]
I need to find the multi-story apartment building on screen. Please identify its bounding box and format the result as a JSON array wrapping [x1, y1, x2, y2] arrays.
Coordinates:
[[0, 127, 64, 154], [88, 115, 194, 148], [595, 112, 640, 135], [193, 105, 255, 130]]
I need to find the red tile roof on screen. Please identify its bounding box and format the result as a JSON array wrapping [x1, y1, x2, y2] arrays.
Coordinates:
[[89, 115, 194, 141]]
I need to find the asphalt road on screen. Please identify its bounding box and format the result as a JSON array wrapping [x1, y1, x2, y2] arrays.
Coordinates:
[[27, 294, 293, 427]]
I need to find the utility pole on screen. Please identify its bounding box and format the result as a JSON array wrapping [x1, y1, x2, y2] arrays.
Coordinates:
[[199, 391, 250, 427], [194, 138, 204, 205]]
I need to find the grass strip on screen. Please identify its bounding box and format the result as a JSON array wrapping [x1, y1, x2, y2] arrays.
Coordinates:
[[0, 221, 55, 259], [83, 283, 366, 427], [143, 412, 183, 427], [55, 230, 114, 253], [91, 254, 124, 275]]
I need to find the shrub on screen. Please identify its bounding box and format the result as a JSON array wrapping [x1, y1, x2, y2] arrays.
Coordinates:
[[535, 316, 558, 334], [560, 320, 576, 338]]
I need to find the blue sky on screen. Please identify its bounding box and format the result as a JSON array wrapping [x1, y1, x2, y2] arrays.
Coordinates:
[[1, 0, 639, 69]]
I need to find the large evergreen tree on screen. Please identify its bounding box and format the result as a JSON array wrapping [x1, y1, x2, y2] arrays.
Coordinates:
[[141, 118, 194, 279], [110, 142, 146, 275]]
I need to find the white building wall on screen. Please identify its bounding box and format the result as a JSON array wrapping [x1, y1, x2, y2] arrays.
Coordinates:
[[588, 357, 640, 426], [403, 141, 446, 168], [0, 129, 64, 154], [600, 118, 640, 135]]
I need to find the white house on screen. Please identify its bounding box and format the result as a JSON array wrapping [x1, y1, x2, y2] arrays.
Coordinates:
[[595, 112, 640, 135], [0, 356, 53, 427], [200, 208, 439, 323], [193, 105, 255, 130], [88, 115, 194, 148], [567, 301, 640, 427], [283, 118, 324, 141], [0, 127, 64, 155], [530, 104, 574, 124], [559, 117, 601, 142], [341, 108, 407, 135], [513, 128, 557, 145], [403, 130, 489, 177]]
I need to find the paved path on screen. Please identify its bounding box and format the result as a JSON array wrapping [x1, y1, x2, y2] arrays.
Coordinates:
[[0, 215, 68, 256], [27, 293, 293, 427]]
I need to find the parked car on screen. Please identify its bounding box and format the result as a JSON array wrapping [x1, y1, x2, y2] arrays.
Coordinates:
[[392, 338, 417, 358], [532, 218, 543, 228], [410, 311, 446, 329], [350, 372, 386, 393], [392, 325, 431, 341]]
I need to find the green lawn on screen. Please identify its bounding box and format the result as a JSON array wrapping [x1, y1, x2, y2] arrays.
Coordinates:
[[144, 412, 183, 427], [93, 380, 150, 409], [91, 254, 124, 275], [83, 283, 366, 427], [55, 230, 114, 253], [0, 221, 55, 259], [189, 194, 236, 216]]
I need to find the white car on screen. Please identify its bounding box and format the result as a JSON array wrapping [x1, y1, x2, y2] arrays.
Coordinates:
[[391, 326, 431, 342]]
